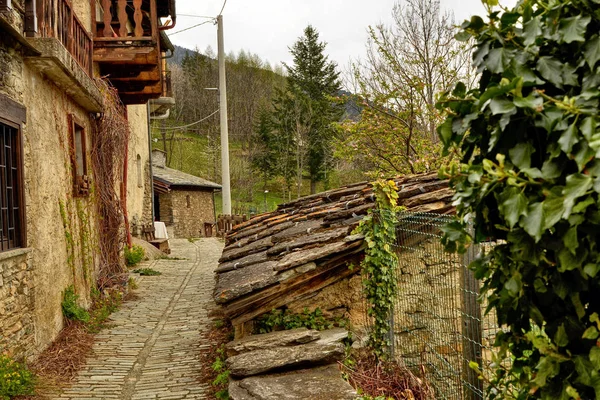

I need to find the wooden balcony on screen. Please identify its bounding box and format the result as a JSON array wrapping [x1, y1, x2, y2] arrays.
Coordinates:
[[37, 0, 93, 75], [93, 0, 175, 104]]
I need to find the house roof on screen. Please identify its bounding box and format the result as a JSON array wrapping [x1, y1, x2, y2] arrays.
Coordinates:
[[213, 172, 454, 328], [153, 166, 222, 191]]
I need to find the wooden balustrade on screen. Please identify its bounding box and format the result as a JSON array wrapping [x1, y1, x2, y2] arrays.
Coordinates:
[[38, 0, 92, 75], [97, 0, 156, 41]]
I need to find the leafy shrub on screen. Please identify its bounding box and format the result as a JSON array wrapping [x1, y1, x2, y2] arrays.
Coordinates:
[[124, 245, 145, 267], [255, 307, 348, 334], [133, 268, 161, 276], [0, 355, 35, 399], [437, 0, 600, 397], [61, 286, 90, 323], [212, 346, 229, 400]]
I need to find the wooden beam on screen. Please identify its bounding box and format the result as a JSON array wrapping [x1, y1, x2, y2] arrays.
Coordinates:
[[108, 70, 161, 82], [93, 46, 159, 64], [0, 93, 26, 124]]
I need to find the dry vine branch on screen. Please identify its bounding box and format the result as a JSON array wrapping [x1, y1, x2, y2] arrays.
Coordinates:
[[91, 78, 130, 288]]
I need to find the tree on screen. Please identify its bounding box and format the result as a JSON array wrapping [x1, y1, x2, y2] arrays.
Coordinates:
[[284, 25, 342, 193], [438, 0, 600, 397], [338, 0, 472, 176]]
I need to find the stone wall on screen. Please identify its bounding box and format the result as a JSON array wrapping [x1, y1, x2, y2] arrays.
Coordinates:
[[0, 249, 35, 359], [0, 31, 103, 359], [169, 189, 216, 239], [126, 104, 153, 238]]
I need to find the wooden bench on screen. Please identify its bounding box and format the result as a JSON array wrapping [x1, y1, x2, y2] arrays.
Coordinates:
[[142, 224, 170, 254]]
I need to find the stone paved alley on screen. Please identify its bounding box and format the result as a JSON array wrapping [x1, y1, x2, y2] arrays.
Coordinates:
[[56, 238, 224, 400]]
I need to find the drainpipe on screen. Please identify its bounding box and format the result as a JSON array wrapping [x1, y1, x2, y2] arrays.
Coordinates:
[[147, 102, 155, 222], [123, 108, 132, 248]]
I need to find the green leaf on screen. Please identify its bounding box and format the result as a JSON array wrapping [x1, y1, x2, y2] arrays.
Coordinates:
[[537, 57, 564, 87], [584, 263, 600, 278], [584, 326, 600, 340], [542, 190, 565, 229], [584, 35, 600, 69], [438, 118, 453, 146], [498, 187, 528, 228], [571, 292, 586, 319], [554, 324, 569, 347], [522, 202, 544, 242], [542, 159, 563, 180], [486, 47, 509, 74], [563, 173, 593, 218], [505, 274, 521, 296], [514, 93, 543, 109], [590, 347, 600, 368], [509, 142, 534, 169], [564, 226, 579, 255], [490, 98, 516, 115], [523, 17, 542, 46], [533, 356, 559, 387], [558, 15, 591, 44], [581, 116, 596, 140], [558, 123, 580, 154]]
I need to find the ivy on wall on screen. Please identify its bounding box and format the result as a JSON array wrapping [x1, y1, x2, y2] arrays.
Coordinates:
[[437, 0, 600, 398], [354, 180, 404, 360]]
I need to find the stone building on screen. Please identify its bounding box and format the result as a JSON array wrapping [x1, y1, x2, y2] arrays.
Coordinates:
[[152, 150, 221, 239], [0, 0, 176, 360]]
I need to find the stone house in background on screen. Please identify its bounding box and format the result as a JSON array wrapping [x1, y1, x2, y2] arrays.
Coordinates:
[[0, 0, 176, 360], [152, 150, 221, 239]]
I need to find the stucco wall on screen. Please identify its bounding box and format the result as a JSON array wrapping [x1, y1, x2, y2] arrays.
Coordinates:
[[126, 104, 153, 238], [0, 36, 102, 360], [157, 189, 215, 239]]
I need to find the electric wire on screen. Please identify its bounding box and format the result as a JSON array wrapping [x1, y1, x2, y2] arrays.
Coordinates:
[[168, 19, 215, 36], [154, 110, 220, 131], [219, 0, 228, 16], [178, 13, 215, 19]]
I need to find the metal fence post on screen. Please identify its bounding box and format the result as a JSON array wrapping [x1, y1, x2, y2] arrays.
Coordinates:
[[461, 243, 484, 400]]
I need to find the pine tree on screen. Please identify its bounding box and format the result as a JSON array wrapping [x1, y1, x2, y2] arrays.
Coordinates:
[[284, 25, 342, 194]]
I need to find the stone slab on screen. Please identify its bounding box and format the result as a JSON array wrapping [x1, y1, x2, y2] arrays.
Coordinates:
[[226, 328, 320, 357], [229, 364, 357, 400]]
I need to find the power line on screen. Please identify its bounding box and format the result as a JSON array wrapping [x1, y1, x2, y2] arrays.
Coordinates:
[[178, 13, 215, 19], [154, 110, 220, 131], [219, 0, 228, 16], [168, 20, 215, 36]]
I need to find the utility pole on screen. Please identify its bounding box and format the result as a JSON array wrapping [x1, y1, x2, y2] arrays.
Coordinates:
[[217, 14, 231, 215]]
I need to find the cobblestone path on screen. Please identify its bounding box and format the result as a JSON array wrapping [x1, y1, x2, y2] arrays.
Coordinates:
[[56, 238, 223, 400]]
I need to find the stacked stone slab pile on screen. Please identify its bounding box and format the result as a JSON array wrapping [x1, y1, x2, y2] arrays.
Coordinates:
[[226, 328, 357, 400], [214, 173, 454, 334]]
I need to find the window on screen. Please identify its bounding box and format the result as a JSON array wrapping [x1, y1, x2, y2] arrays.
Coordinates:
[[0, 119, 24, 251], [136, 154, 142, 188], [69, 115, 89, 196]]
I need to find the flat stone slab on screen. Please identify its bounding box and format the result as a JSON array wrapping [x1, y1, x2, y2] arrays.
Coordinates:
[[227, 339, 345, 378], [226, 328, 321, 357], [229, 364, 357, 400]]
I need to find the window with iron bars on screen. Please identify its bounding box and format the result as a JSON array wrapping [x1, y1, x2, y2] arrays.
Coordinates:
[[0, 119, 24, 251]]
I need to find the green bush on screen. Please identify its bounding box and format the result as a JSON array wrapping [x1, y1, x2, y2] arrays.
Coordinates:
[[0, 355, 35, 399], [437, 0, 600, 397], [61, 285, 90, 323], [124, 245, 145, 267]]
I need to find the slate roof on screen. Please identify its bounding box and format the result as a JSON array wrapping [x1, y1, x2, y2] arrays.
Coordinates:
[[153, 166, 222, 190], [213, 172, 454, 329]]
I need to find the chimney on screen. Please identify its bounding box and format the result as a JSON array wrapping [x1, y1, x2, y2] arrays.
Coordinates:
[[152, 149, 167, 168]]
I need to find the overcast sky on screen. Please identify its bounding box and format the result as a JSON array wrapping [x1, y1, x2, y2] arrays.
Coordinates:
[[167, 0, 516, 70]]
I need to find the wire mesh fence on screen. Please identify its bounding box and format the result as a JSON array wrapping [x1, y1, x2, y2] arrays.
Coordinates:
[[370, 211, 500, 400]]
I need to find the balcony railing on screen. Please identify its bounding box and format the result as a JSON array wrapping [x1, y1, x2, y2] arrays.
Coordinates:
[[38, 0, 93, 75], [95, 0, 158, 44]]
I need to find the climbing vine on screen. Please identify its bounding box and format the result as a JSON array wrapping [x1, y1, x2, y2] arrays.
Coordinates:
[[437, 0, 600, 398], [354, 180, 404, 360], [92, 78, 130, 288]]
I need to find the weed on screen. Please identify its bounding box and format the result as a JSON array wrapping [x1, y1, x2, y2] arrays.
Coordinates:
[[124, 245, 145, 267], [133, 268, 162, 276], [128, 277, 139, 290], [62, 286, 90, 323], [86, 290, 123, 333], [214, 319, 225, 329], [0, 354, 35, 399], [255, 307, 348, 334], [212, 345, 229, 400]]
